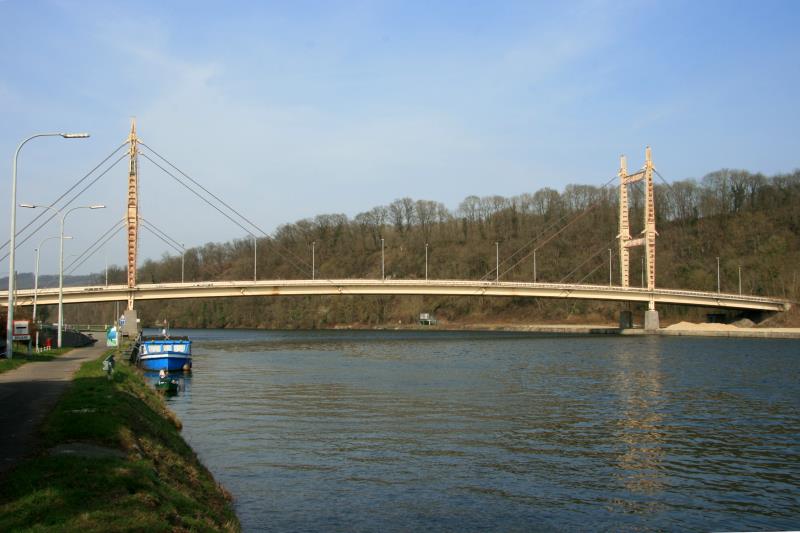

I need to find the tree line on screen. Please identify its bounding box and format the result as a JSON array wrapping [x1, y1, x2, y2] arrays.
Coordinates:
[[41, 167, 800, 328]]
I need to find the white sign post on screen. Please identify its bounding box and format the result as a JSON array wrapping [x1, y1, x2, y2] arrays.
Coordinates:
[[12, 320, 31, 356]]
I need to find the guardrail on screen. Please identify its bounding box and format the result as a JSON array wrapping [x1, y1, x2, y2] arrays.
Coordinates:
[[66, 324, 111, 332]]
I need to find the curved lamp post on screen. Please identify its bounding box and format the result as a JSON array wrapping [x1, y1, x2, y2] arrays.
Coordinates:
[[6, 132, 89, 358], [20, 203, 104, 347]]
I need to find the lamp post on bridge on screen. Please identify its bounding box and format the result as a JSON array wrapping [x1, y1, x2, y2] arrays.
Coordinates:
[[312, 241, 316, 281], [381, 238, 385, 281], [495, 242, 499, 283], [533, 249, 537, 283], [425, 242, 428, 281], [717, 256, 721, 294], [21, 203, 105, 348], [6, 132, 89, 358], [252, 236, 257, 283], [181, 243, 185, 284], [738, 264, 742, 295], [608, 249, 612, 286], [33, 235, 71, 325]]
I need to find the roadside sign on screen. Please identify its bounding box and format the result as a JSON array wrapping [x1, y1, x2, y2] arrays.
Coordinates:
[[12, 320, 31, 341], [106, 326, 118, 347]]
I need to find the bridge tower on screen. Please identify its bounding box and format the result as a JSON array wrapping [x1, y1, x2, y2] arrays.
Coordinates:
[[618, 147, 659, 330], [125, 119, 139, 312]]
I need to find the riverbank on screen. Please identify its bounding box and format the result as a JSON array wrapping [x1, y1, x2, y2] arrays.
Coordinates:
[[0, 350, 239, 531], [330, 321, 800, 338]]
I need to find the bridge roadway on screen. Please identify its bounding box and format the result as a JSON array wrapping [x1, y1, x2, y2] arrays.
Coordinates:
[[0, 279, 791, 312]]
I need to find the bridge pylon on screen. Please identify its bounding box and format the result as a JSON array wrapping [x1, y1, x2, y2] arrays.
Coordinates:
[[126, 119, 139, 311], [618, 147, 659, 329]]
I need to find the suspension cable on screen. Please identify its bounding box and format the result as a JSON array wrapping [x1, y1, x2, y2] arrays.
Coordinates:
[[68, 225, 125, 274], [141, 224, 182, 254], [559, 237, 617, 284], [0, 142, 127, 254], [138, 150, 311, 276], [0, 151, 128, 263], [139, 141, 312, 271], [64, 218, 126, 274], [140, 216, 183, 250], [481, 174, 619, 282]]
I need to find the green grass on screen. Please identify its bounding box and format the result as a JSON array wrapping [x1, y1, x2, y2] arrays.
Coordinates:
[[0, 353, 240, 532], [0, 347, 73, 374]]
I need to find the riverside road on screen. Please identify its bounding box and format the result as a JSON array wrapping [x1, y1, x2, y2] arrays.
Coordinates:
[[0, 344, 107, 475]]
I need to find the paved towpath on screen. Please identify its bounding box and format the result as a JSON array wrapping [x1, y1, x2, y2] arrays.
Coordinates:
[[0, 344, 109, 476]]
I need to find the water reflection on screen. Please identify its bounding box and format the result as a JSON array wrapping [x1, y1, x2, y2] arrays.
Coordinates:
[[612, 339, 666, 499]]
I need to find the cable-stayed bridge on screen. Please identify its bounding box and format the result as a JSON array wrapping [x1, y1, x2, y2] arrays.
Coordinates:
[[8, 280, 788, 312], [1, 121, 792, 334]]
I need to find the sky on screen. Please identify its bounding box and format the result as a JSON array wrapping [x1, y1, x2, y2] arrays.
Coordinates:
[[1, 0, 799, 276]]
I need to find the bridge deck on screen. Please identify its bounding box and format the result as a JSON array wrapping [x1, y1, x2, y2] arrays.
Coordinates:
[[0, 279, 790, 312]]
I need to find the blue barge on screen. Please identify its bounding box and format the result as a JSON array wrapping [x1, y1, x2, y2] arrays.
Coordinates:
[[138, 336, 192, 372]]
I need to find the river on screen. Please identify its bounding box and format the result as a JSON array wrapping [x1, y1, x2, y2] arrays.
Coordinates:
[[150, 329, 800, 532]]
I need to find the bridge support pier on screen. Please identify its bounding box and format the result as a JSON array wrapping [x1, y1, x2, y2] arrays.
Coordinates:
[[644, 309, 660, 332], [122, 308, 141, 337], [619, 310, 633, 329]]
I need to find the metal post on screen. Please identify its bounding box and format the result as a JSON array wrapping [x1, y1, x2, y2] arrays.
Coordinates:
[[58, 217, 65, 347], [181, 245, 185, 284], [33, 248, 40, 323], [533, 249, 537, 283], [312, 241, 316, 281], [738, 265, 742, 295], [717, 256, 720, 293], [104, 248, 108, 287], [608, 249, 612, 286], [6, 132, 88, 358], [495, 242, 499, 283], [425, 243, 428, 281], [253, 236, 257, 283], [381, 238, 385, 280], [33, 235, 66, 325]]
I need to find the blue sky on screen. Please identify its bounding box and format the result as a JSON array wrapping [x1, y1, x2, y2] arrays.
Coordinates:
[[2, 0, 799, 275]]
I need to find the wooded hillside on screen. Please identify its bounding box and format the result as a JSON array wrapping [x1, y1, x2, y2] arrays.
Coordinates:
[[34, 167, 800, 328]]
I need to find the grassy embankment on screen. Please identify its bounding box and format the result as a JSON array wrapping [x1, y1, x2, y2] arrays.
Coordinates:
[[0, 350, 240, 532], [0, 347, 73, 374]]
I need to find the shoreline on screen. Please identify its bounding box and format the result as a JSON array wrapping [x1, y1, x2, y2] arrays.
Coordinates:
[[144, 322, 800, 339], [331, 322, 800, 339], [0, 348, 240, 531]]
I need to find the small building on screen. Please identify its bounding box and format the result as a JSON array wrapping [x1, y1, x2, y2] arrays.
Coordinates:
[[419, 313, 437, 326]]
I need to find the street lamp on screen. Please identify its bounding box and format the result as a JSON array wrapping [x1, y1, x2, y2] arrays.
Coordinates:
[[252, 236, 257, 283], [533, 249, 537, 283], [495, 242, 499, 283], [738, 264, 742, 295], [312, 241, 316, 281], [33, 235, 71, 325], [717, 256, 721, 293], [425, 243, 428, 281], [180, 243, 185, 284], [21, 203, 104, 347], [6, 132, 89, 358], [608, 249, 612, 286]]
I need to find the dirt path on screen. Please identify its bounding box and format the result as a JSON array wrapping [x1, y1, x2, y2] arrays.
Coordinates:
[[0, 344, 109, 475]]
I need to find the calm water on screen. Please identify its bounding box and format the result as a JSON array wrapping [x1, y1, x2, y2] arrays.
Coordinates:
[[153, 329, 800, 532]]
